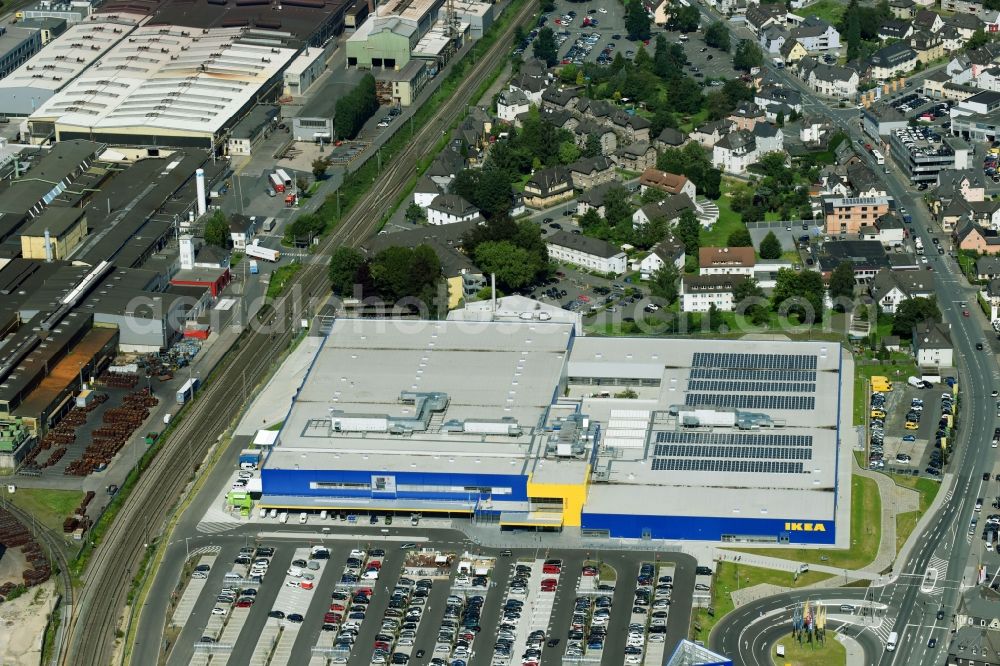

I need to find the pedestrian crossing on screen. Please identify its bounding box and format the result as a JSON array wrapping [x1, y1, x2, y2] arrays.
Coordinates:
[[197, 521, 240, 534], [871, 619, 895, 645]]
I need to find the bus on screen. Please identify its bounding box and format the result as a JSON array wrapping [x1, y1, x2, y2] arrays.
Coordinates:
[[886, 631, 898, 651], [872, 149, 885, 165]]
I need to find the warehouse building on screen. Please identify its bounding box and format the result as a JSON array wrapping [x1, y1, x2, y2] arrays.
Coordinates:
[[283, 47, 326, 98], [19, 206, 87, 260], [27, 25, 297, 149], [0, 14, 142, 117], [0, 26, 42, 81], [257, 319, 852, 545], [16, 1, 92, 25]]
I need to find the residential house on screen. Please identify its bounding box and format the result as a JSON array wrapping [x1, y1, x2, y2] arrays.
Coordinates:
[[801, 117, 834, 145], [576, 181, 617, 218], [939, 198, 972, 232], [910, 31, 944, 65], [788, 16, 841, 51], [508, 70, 549, 105], [818, 240, 892, 282], [523, 167, 574, 208], [228, 214, 256, 251], [699, 246, 756, 276], [654, 127, 687, 150], [823, 196, 894, 235], [936, 169, 987, 203], [680, 274, 748, 312], [981, 278, 1000, 321], [541, 85, 581, 112], [875, 212, 906, 246], [712, 130, 759, 174], [954, 218, 1000, 254], [913, 9, 944, 33], [888, 0, 916, 18], [610, 111, 651, 144], [413, 175, 441, 209], [911, 319, 954, 368], [546, 231, 627, 275], [937, 26, 965, 54], [815, 167, 852, 197], [568, 156, 616, 190], [847, 163, 887, 197], [982, 9, 1000, 31], [780, 38, 808, 64], [976, 255, 1000, 280], [574, 119, 617, 155], [760, 24, 788, 54], [577, 97, 617, 124], [878, 19, 914, 41], [613, 141, 657, 172], [728, 102, 766, 131], [690, 119, 733, 148], [974, 65, 1000, 91], [541, 108, 578, 133], [868, 42, 919, 80], [427, 194, 480, 226], [944, 11, 982, 39], [497, 89, 531, 123], [755, 85, 804, 113], [427, 150, 465, 189], [868, 268, 935, 313], [638, 241, 685, 280], [639, 168, 697, 199], [746, 4, 787, 35], [942, 0, 983, 14], [632, 194, 697, 227], [806, 63, 860, 97]]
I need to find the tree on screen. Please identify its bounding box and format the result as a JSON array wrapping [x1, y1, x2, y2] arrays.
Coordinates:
[[775, 109, 785, 127], [475, 241, 538, 291], [296, 175, 310, 195], [968, 29, 991, 51], [649, 264, 679, 303], [845, 0, 862, 61], [533, 27, 558, 67], [705, 21, 731, 51], [404, 203, 425, 223], [540, 0, 554, 12], [676, 210, 700, 257], [828, 261, 856, 307], [772, 268, 825, 323], [727, 226, 753, 247], [451, 168, 513, 219], [334, 74, 378, 140], [759, 231, 782, 259], [667, 76, 704, 114], [733, 277, 769, 326], [892, 297, 941, 337], [583, 133, 603, 158], [558, 140, 581, 164], [733, 39, 763, 72], [603, 185, 634, 230], [625, 0, 652, 40], [204, 210, 229, 248], [370, 245, 441, 305], [513, 24, 526, 48], [328, 246, 366, 296], [672, 4, 700, 32], [312, 157, 331, 180], [634, 45, 653, 71]]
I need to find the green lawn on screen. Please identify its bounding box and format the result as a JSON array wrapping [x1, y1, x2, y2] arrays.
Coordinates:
[[731, 475, 881, 570], [695, 563, 833, 642], [266, 262, 303, 299], [703, 181, 747, 247], [771, 631, 847, 666], [230, 252, 244, 268], [7, 488, 83, 533], [893, 475, 941, 552], [679, 109, 709, 134], [799, 0, 845, 24]]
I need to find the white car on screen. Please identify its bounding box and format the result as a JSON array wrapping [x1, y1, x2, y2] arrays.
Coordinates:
[[598, 6, 607, 11], [212, 607, 227, 616]]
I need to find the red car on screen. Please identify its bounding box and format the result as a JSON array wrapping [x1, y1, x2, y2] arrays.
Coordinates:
[[374, 641, 390, 651], [236, 600, 254, 608], [330, 604, 345, 611], [358, 588, 374, 596], [582, 566, 598, 576], [543, 565, 561, 574], [577, 295, 590, 303], [963, 310, 970, 317]]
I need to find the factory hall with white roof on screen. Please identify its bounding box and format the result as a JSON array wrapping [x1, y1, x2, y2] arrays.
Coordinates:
[[257, 318, 853, 545]]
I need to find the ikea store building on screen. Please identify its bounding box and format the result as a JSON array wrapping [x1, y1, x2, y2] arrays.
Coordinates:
[[257, 318, 853, 545]]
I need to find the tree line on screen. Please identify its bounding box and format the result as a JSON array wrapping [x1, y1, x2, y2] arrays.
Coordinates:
[[335, 74, 379, 140]]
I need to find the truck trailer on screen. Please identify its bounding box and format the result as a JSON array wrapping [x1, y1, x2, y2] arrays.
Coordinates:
[[246, 243, 280, 262], [269, 173, 285, 193], [176, 377, 200, 404]]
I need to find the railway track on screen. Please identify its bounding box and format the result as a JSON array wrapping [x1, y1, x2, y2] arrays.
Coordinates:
[[64, 3, 536, 664]]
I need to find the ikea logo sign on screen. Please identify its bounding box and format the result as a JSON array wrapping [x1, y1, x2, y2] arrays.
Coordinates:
[[785, 522, 826, 532]]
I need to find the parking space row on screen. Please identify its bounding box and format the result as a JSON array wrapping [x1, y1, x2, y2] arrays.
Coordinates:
[[171, 554, 217, 628], [491, 558, 563, 666]]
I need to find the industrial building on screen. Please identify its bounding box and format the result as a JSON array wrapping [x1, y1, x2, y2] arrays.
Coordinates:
[[0, 26, 42, 80], [257, 319, 852, 545], [283, 47, 327, 98], [0, 13, 144, 117]]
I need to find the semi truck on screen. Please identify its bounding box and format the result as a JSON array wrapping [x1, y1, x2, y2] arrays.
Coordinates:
[[269, 173, 285, 193], [176, 377, 200, 404], [239, 449, 262, 470], [276, 169, 292, 189], [246, 242, 280, 262]]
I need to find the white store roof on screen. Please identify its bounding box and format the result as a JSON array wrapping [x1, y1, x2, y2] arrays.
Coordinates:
[[29, 25, 296, 137]]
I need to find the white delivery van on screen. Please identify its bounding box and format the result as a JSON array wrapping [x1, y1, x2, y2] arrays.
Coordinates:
[[279, 511, 288, 524], [886, 631, 898, 651]]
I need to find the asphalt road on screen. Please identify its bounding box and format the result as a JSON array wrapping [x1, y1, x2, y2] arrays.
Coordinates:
[[694, 5, 999, 665]]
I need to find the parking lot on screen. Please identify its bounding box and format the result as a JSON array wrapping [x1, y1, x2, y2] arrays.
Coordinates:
[[164, 536, 694, 666], [868, 377, 957, 480]]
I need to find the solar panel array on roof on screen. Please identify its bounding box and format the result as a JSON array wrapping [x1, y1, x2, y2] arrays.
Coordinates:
[[654, 431, 813, 447], [654, 444, 812, 460], [691, 352, 817, 370], [685, 394, 816, 410], [687, 380, 815, 394], [689, 368, 818, 382], [651, 459, 804, 473]]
